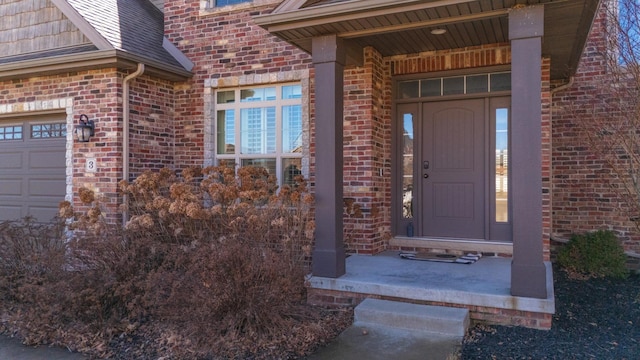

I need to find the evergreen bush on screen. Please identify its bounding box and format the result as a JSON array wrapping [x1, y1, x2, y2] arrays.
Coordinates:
[[557, 230, 628, 279]]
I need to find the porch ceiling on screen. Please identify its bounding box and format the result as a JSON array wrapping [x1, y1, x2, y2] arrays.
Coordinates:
[[255, 0, 601, 80]]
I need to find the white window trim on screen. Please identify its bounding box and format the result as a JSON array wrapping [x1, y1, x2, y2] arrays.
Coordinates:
[[204, 70, 311, 184]]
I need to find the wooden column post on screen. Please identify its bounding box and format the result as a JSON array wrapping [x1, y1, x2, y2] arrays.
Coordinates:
[[311, 35, 346, 278], [509, 5, 548, 299]]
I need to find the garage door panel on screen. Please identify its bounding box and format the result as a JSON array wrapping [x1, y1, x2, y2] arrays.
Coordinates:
[[0, 117, 66, 222], [27, 206, 60, 222], [0, 179, 23, 196], [0, 152, 24, 169], [29, 178, 66, 196], [0, 205, 23, 221], [29, 149, 65, 169]]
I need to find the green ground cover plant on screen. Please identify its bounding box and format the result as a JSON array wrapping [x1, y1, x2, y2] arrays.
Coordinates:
[[0, 166, 351, 359], [557, 230, 629, 279]]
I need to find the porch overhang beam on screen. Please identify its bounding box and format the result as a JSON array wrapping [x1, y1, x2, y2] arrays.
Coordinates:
[[509, 4, 548, 299], [254, 0, 480, 32]]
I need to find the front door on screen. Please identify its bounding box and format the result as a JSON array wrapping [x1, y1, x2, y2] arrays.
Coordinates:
[[421, 99, 485, 239]]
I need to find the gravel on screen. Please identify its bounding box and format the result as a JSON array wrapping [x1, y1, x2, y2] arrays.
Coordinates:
[[461, 266, 640, 359]]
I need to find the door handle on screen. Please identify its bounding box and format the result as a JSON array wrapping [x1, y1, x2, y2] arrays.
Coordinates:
[[423, 173, 429, 179]]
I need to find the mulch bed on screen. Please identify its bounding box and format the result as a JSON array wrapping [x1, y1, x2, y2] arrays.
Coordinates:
[[461, 266, 640, 359]]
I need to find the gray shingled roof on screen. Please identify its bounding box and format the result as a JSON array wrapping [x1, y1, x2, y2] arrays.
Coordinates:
[[65, 0, 185, 70]]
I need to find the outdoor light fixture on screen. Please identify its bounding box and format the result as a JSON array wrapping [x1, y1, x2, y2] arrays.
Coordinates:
[[430, 28, 447, 35], [74, 114, 95, 142]]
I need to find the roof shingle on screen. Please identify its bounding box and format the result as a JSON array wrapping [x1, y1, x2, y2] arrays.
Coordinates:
[[65, 0, 185, 70]]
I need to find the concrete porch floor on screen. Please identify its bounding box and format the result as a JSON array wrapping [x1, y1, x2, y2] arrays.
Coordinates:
[[308, 251, 555, 316]]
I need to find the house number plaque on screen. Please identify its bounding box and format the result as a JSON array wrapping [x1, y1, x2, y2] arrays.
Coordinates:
[[85, 158, 97, 173]]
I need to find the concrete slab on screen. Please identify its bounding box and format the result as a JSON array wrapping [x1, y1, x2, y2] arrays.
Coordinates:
[[355, 298, 470, 337], [0, 335, 85, 360], [305, 323, 460, 360], [308, 251, 555, 314]]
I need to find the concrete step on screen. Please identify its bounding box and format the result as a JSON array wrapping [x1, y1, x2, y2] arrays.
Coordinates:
[[354, 298, 470, 338]]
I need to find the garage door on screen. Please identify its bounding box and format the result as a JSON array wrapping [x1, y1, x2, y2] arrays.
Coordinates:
[[0, 115, 67, 222]]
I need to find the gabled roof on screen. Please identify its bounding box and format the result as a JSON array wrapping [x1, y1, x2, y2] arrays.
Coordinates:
[[0, 0, 192, 81], [256, 0, 601, 80]]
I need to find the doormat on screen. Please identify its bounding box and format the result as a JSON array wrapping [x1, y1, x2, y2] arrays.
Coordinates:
[[399, 252, 482, 264]]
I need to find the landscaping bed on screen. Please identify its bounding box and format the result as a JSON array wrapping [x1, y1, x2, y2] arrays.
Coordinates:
[[461, 266, 640, 359]]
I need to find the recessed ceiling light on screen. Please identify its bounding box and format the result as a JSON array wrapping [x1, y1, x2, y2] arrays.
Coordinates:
[[431, 28, 447, 35]]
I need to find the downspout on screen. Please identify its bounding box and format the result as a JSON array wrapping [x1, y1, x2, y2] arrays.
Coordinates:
[[551, 76, 575, 95], [122, 63, 145, 226]]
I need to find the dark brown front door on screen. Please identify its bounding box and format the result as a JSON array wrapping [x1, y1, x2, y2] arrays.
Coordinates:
[[421, 99, 485, 239]]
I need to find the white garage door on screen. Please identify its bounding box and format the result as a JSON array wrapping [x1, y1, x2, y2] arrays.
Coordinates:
[[0, 115, 67, 222]]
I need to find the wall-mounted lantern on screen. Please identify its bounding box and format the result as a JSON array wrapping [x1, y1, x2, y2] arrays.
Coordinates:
[[74, 114, 95, 142]]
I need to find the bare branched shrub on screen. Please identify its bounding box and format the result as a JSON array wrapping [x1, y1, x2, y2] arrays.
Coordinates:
[[66, 166, 321, 358], [0, 166, 348, 359], [0, 217, 67, 302], [579, 0, 640, 228]]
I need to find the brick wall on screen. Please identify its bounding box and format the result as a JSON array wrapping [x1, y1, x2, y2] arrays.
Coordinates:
[[128, 75, 175, 179], [164, 0, 312, 169], [0, 69, 178, 220], [342, 47, 392, 254], [162, 1, 557, 258], [0, 69, 123, 217], [551, 1, 640, 254]]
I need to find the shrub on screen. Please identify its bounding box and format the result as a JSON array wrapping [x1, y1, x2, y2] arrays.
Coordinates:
[[0, 217, 67, 302], [0, 166, 350, 359], [557, 230, 629, 279]]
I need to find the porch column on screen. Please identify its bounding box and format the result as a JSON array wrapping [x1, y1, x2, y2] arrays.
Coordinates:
[[311, 35, 346, 278], [509, 5, 547, 299]]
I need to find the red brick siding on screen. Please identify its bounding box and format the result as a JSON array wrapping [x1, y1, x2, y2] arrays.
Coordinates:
[[0, 69, 123, 217], [551, 2, 640, 254], [163, 0, 312, 168], [342, 47, 392, 254], [388, 43, 511, 76], [128, 75, 175, 178], [0, 69, 177, 220]]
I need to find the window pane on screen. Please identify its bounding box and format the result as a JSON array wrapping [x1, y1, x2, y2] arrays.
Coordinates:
[[217, 90, 235, 104], [443, 76, 464, 95], [496, 108, 509, 222], [0, 125, 23, 141], [402, 113, 414, 219], [31, 123, 66, 138], [217, 110, 235, 154], [241, 107, 276, 154], [282, 158, 302, 186], [241, 87, 276, 102], [241, 158, 276, 175], [490, 73, 511, 92], [398, 81, 419, 99], [215, 0, 250, 6], [421, 79, 441, 97], [466, 75, 488, 94], [282, 105, 302, 153], [282, 85, 302, 99]]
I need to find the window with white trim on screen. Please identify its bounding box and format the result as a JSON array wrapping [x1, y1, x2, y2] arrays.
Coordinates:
[[215, 83, 303, 186]]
